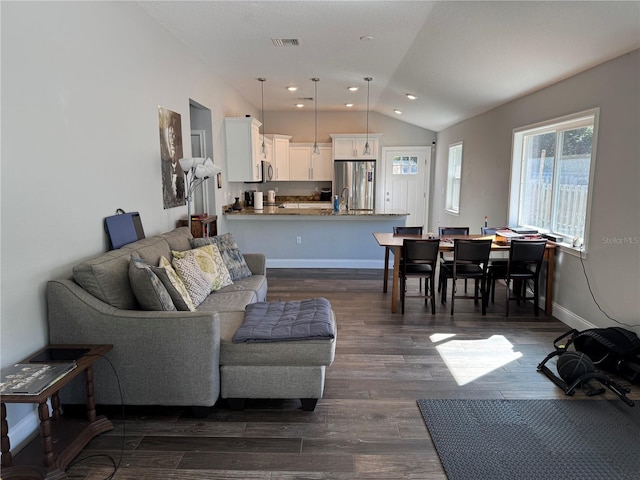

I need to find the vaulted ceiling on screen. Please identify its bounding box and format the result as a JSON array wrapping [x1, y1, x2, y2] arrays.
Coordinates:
[[140, 1, 640, 132]]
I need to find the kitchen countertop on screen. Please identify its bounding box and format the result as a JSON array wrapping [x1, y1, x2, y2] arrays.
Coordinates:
[[225, 205, 408, 218]]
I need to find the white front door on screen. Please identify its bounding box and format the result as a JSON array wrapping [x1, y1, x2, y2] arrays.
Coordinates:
[[381, 146, 431, 229]]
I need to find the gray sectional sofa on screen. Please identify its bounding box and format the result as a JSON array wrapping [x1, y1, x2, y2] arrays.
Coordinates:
[[47, 227, 335, 412]]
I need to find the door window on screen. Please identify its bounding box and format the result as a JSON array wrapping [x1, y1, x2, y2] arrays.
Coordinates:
[[392, 155, 419, 175]]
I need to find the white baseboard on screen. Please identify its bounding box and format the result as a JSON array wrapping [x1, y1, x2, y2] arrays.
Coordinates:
[[509, 287, 596, 332], [551, 302, 598, 331], [266, 259, 384, 269], [6, 406, 40, 455]]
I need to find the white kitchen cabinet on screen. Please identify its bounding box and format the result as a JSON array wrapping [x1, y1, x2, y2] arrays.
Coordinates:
[[289, 143, 332, 181], [267, 134, 291, 181], [289, 145, 311, 181], [330, 133, 381, 160], [314, 145, 333, 180], [224, 117, 263, 182]]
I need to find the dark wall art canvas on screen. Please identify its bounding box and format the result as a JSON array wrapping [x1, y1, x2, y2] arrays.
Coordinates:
[[158, 106, 186, 209]]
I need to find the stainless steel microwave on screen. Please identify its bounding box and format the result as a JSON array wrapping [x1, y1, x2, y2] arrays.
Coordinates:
[[245, 160, 273, 183], [261, 161, 273, 182]]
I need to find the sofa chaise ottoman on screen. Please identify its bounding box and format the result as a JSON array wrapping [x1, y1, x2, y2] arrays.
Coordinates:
[[217, 299, 337, 411]]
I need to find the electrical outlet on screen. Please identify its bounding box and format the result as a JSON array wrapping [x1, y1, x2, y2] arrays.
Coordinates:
[[296, 236, 302, 244]]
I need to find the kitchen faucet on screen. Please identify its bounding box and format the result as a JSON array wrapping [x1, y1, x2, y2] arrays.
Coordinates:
[[341, 187, 350, 211]]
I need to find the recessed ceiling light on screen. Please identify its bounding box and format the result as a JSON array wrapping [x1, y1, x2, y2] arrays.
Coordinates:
[[360, 35, 373, 41], [406, 93, 417, 100], [348, 86, 359, 92], [295, 103, 304, 108], [345, 103, 354, 108], [287, 86, 298, 92], [394, 109, 402, 115]]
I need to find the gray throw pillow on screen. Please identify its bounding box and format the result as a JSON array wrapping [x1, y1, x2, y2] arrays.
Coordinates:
[[128, 255, 176, 311], [151, 264, 193, 311], [191, 233, 252, 281]]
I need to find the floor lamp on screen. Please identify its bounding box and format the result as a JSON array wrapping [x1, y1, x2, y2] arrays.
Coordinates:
[[178, 157, 222, 231]]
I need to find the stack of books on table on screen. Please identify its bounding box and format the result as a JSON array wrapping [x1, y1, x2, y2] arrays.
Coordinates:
[[495, 229, 542, 245], [0, 363, 76, 396]]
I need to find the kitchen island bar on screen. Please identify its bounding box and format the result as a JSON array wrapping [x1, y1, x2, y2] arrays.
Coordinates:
[[225, 207, 408, 269], [225, 205, 408, 217]]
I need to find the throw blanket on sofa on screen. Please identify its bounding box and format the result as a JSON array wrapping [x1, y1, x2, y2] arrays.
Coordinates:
[[233, 297, 335, 343]]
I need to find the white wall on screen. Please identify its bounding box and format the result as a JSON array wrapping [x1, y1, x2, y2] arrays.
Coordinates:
[[0, 1, 257, 442], [433, 50, 640, 333]]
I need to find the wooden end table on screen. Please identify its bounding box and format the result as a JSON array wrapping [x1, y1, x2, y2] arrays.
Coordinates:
[[1, 344, 113, 480], [177, 214, 217, 238]]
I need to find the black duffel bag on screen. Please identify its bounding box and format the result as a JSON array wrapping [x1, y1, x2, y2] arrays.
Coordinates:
[[568, 327, 640, 383]]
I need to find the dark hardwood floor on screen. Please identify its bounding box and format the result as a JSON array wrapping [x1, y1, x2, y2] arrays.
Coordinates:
[[60, 269, 638, 479]]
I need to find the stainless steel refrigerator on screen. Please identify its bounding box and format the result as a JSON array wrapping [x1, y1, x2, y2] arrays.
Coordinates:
[[334, 160, 376, 210]]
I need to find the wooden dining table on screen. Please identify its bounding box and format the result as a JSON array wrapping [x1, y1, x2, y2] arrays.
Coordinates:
[[373, 232, 557, 315]]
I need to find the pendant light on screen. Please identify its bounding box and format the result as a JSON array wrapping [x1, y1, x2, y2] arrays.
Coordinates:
[[258, 78, 266, 156], [363, 77, 372, 155], [312, 78, 320, 155]]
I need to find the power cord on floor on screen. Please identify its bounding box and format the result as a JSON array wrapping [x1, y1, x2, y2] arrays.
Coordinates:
[[66, 354, 125, 480], [578, 244, 640, 328]]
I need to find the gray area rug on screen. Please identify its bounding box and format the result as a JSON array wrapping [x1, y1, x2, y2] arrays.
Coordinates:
[[417, 399, 640, 480]]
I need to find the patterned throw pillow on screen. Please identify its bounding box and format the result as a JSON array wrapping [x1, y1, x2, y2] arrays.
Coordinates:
[[172, 245, 233, 292], [191, 233, 252, 281], [209, 244, 233, 290], [128, 255, 176, 311], [152, 256, 196, 311], [171, 254, 210, 307], [172, 246, 217, 291]]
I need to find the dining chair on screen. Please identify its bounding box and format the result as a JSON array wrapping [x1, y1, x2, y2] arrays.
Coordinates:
[[400, 239, 440, 314], [486, 239, 547, 316], [383, 226, 423, 293], [481, 226, 509, 269], [440, 238, 492, 315], [394, 226, 423, 235], [437, 227, 470, 301], [438, 226, 470, 236], [481, 226, 505, 235]]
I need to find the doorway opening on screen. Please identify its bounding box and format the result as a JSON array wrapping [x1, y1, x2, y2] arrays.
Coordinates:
[[189, 99, 214, 214]]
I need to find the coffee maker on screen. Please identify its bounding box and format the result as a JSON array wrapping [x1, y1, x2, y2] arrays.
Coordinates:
[[244, 190, 256, 207]]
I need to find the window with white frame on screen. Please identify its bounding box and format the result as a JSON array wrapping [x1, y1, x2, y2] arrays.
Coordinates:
[[392, 155, 418, 175], [508, 108, 598, 248], [446, 142, 462, 214]]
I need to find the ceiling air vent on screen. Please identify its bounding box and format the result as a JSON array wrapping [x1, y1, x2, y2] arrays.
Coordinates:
[[272, 38, 300, 47]]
